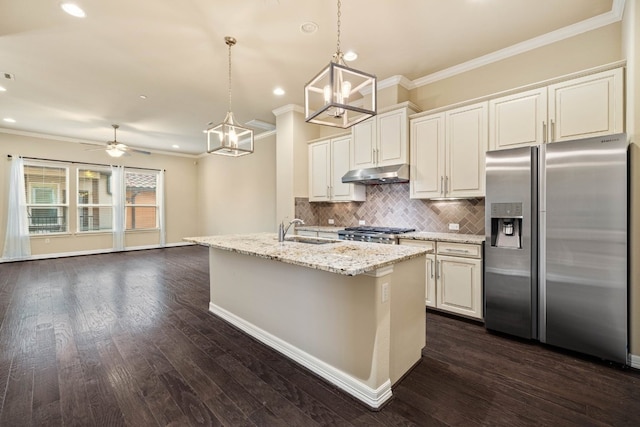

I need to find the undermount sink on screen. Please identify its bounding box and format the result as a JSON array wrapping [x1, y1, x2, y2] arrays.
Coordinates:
[[283, 236, 336, 245]]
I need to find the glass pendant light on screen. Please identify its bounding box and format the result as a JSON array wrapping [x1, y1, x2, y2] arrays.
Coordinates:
[[206, 37, 254, 157], [304, 0, 377, 128]]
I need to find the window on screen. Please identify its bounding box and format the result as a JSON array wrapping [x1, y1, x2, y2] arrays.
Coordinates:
[[24, 163, 68, 234], [77, 168, 113, 232], [125, 170, 158, 230]]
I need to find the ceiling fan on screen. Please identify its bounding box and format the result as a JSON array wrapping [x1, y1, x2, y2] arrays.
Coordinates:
[[86, 124, 151, 157]]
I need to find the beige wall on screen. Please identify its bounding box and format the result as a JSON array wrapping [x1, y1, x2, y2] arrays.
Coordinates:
[[197, 133, 277, 235], [0, 131, 199, 256], [410, 23, 623, 111], [623, 0, 640, 357]]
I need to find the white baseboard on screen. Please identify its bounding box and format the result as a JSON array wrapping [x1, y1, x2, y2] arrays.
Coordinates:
[[630, 353, 640, 369], [0, 241, 196, 263], [209, 302, 393, 409]]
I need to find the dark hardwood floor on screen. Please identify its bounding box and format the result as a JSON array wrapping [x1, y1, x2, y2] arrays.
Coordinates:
[[1, 246, 639, 426]]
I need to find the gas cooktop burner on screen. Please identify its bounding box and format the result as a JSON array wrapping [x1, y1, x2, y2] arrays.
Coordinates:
[[342, 226, 416, 234], [337, 226, 416, 244]]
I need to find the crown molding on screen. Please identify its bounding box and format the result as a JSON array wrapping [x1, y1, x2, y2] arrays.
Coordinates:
[[0, 127, 201, 158], [272, 104, 305, 117], [412, 0, 626, 88]]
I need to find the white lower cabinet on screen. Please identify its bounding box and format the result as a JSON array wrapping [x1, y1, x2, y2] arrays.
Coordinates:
[[400, 239, 483, 320]]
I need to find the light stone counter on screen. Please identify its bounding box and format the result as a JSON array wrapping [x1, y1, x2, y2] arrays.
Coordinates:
[[295, 225, 344, 233], [401, 231, 485, 245], [185, 233, 428, 276]]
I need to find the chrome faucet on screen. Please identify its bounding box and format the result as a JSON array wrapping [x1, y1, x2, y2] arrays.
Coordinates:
[[278, 218, 305, 242]]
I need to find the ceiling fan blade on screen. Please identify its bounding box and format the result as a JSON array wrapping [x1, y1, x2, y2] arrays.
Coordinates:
[[130, 148, 151, 155]]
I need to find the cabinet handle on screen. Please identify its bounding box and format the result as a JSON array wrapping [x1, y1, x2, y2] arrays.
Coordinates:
[[327, 186, 330, 198], [437, 260, 441, 279], [430, 259, 434, 279], [372, 148, 376, 164], [445, 248, 470, 254], [376, 148, 379, 165], [440, 176, 444, 195], [543, 121, 547, 144], [445, 176, 449, 195], [550, 119, 555, 142]]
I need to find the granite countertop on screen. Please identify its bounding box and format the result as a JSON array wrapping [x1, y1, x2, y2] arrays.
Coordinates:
[[295, 226, 344, 233], [400, 232, 486, 244], [184, 233, 429, 276]]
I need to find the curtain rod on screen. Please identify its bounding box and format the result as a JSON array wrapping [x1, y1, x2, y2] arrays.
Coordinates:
[[6, 154, 164, 172]]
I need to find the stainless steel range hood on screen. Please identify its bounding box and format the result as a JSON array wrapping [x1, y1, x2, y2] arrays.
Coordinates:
[[341, 164, 409, 185]]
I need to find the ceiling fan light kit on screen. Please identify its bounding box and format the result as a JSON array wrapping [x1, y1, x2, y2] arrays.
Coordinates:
[[206, 36, 254, 157], [304, 0, 377, 129]]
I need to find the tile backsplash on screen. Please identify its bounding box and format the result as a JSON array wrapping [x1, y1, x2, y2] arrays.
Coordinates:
[[295, 183, 485, 235]]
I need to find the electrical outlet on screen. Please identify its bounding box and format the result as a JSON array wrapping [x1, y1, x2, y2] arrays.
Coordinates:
[[382, 283, 390, 303], [358, 220, 365, 225], [448, 223, 460, 231], [328, 219, 335, 225], [45, 238, 50, 244]]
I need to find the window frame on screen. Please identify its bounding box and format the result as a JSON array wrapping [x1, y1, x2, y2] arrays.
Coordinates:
[[124, 169, 160, 231], [76, 167, 114, 233], [24, 161, 70, 235]]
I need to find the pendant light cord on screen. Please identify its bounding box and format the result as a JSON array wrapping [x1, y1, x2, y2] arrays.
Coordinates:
[[227, 39, 232, 113], [336, 0, 341, 55]]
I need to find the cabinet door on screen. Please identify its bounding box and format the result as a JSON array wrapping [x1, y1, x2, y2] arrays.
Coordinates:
[[436, 255, 483, 319], [489, 88, 547, 150], [446, 102, 488, 198], [425, 253, 437, 308], [308, 141, 330, 202], [377, 108, 408, 166], [331, 135, 365, 201], [410, 113, 446, 199], [548, 68, 624, 142], [351, 118, 376, 168]]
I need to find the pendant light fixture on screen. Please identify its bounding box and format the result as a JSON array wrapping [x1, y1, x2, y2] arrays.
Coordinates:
[[304, 0, 376, 128], [206, 36, 254, 157]]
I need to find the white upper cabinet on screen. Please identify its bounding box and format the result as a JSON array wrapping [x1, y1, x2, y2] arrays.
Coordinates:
[[308, 135, 365, 203], [489, 88, 547, 150], [548, 68, 624, 142], [446, 102, 488, 198], [489, 67, 624, 150], [411, 102, 487, 199], [410, 113, 445, 199], [352, 105, 415, 169]]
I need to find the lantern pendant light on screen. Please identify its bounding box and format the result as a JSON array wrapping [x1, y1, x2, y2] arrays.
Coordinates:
[[206, 36, 254, 156], [304, 0, 377, 128]]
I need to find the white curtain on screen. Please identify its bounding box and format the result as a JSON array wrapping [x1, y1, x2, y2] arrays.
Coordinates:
[[2, 156, 31, 259], [111, 165, 125, 251], [157, 169, 166, 247]]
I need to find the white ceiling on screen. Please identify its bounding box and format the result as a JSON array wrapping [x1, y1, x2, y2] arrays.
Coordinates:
[[0, 0, 618, 155]]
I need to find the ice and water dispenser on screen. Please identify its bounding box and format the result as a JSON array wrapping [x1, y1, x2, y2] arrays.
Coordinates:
[[490, 202, 523, 249]]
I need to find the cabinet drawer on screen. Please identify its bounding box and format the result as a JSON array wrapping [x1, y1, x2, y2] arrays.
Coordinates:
[[437, 242, 481, 259], [399, 239, 436, 252]]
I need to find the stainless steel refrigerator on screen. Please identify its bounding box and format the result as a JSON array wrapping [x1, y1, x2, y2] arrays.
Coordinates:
[[484, 133, 628, 364]]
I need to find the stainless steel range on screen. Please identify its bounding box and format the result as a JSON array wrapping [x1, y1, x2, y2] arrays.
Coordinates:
[[338, 226, 416, 245]]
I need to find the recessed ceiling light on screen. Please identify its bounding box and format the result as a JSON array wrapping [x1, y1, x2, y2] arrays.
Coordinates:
[[61, 3, 86, 18], [300, 22, 318, 34], [172, 144, 180, 149], [343, 51, 358, 61], [3, 118, 16, 123], [0, 86, 6, 92], [273, 87, 285, 96], [139, 94, 147, 99]]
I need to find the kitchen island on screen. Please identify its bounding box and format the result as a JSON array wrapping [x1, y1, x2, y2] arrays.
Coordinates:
[[185, 233, 428, 409]]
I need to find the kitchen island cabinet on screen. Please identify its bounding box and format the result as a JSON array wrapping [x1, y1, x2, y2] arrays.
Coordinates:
[[185, 233, 428, 409]]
